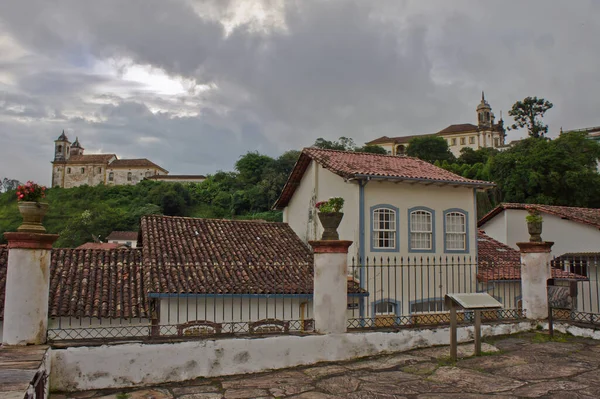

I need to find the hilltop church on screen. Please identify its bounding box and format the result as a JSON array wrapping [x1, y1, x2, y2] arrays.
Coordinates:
[[366, 93, 507, 156], [51, 132, 169, 188]]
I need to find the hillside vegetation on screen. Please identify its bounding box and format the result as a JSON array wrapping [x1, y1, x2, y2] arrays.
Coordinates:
[[0, 150, 300, 247]]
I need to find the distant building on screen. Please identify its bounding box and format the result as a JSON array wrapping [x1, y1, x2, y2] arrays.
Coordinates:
[[144, 175, 206, 184], [51, 131, 169, 188], [366, 93, 507, 157], [562, 125, 600, 143], [105, 231, 139, 248]]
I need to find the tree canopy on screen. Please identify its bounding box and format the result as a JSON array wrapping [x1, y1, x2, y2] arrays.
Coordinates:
[[406, 136, 456, 163], [312, 137, 387, 154], [508, 96, 554, 138]]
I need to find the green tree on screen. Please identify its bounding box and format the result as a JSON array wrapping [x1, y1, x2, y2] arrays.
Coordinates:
[[490, 131, 600, 206], [355, 145, 388, 154], [406, 136, 456, 163], [508, 96, 554, 138], [313, 137, 356, 151], [235, 152, 275, 185], [458, 147, 498, 165]]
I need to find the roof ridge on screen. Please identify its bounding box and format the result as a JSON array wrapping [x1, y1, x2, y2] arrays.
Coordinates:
[[304, 146, 425, 162], [142, 214, 287, 225]]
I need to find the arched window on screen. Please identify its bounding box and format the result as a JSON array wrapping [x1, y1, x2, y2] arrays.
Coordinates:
[[80, 167, 85, 174], [127, 172, 132, 181], [444, 210, 467, 252], [108, 172, 114, 182], [371, 205, 398, 251], [67, 147, 69, 154], [67, 167, 71, 174], [57, 145, 62, 154], [396, 145, 406, 155], [409, 208, 434, 252], [98, 167, 102, 173]]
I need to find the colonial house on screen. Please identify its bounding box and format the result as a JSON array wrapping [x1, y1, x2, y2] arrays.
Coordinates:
[[0, 216, 366, 341], [105, 231, 139, 248], [51, 131, 169, 188], [274, 148, 494, 317], [478, 203, 600, 259], [477, 230, 588, 311], [366, 93, 506, 157], [275, 147, 494, 260]]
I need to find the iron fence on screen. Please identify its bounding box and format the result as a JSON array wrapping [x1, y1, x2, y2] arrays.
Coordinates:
[[347, 256, 526, 329], [549, 254, 600, 326], [47, 294, 314, 342]]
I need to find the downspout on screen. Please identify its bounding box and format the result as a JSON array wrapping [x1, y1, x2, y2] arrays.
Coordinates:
[[359, 179, 368, 318], [474, 188, 480, 291]]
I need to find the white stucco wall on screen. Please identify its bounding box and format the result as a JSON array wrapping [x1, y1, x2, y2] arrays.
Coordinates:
[[363, 182, 477, 259], [480, 209, 600, 257], [109, 238, 138, 248], [50, 321, 536, 392], [284, 161, 359, 254], [106, 167, 165, 186], [160, 297, 313, 329]]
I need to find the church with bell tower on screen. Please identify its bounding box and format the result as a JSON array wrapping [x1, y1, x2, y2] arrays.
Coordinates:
[[51, 131, 169, 188], [365, 92, 507, 156]]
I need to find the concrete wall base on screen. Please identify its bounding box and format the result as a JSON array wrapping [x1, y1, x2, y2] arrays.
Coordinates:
[[51, 321, 535, 392], [542, 322, 600, 340]]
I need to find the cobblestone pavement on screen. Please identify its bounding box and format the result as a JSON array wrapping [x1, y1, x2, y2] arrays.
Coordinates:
[[52, 332, 600, 399]]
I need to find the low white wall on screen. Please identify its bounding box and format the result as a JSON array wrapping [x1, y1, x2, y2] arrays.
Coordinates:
[[51, 321, 535, 392], [543, 322, 600, 340]]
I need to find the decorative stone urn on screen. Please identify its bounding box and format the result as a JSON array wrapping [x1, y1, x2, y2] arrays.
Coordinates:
[[317, 212, 343, 240], [17, 201, 49, 233], [527, 221, 543, 242]]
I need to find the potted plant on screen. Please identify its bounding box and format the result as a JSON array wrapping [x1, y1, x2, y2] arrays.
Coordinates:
[[315, 197, 344, 240], [526, 208, 543, 242], [16, 181, 49, 233]]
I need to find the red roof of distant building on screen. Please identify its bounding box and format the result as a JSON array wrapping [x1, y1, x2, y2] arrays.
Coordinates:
[[76, 242, 123, 250], [274, 148, 494, 209], [109, 158, 168, 172], [477, 230, 587, 282], [478, 203, 600, 229], [54, 154, 116, 164], [106, 231, 139, 241]]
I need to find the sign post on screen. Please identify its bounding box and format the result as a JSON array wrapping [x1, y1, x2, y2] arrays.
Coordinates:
[[445, 293, 503, 361]]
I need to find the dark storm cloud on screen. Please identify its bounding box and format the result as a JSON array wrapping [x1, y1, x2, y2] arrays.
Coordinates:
[[0, 0, 599, 184]]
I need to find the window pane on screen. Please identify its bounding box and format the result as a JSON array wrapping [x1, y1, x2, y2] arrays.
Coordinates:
[[410, 210, 432, 250], [375, 301, 396, 314], [445, 212, 466, 250], [373, 208, 396, 249]]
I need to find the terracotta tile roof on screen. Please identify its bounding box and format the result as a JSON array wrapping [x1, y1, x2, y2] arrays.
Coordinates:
[[437, 123, 478, 135], [139, 215, 315, 294], [478, 203, 600, 229], [274, 148, 494, 209], [0, 248, 148, 320], [49, 249, 148, 318], [106, 231, 139, 241], [55, 154, 116, 164], [76, 242, 123, 250], [477, 230, 587, 282], [0, 215, 367, 320], [109, 158, 168, 172]]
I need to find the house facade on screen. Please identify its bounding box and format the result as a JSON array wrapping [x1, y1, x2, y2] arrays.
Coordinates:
[[51, 131, 168, 188], [478, 203, 600, 258], [105, 231, 139, 248], [366, 93, 506, 157], [275, 148, 494, 317]]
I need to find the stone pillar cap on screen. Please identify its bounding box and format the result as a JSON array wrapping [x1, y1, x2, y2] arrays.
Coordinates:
[[3, 232, 59, 249], [516, 241, 554, 253], [308, 240, 353, 253]]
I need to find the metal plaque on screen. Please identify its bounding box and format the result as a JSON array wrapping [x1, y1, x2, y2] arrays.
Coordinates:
[[445, 293, 503, 310]]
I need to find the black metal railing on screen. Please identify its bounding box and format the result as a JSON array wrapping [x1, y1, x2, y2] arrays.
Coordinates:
[[550, 254, 600, 327], [347, 256, 526, 329]]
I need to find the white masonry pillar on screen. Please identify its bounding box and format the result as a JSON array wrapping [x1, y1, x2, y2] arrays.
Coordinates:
[[517, 241, 554, 320], [3, 232, 58, 345], [308, 240, 352, 334]]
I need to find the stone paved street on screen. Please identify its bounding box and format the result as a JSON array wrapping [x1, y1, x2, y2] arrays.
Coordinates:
[[52, 332, 600, 399]]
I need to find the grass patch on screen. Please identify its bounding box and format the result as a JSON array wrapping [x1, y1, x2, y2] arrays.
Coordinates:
[[116, 393, 131, 399], [437, 356, 456, 367], [530, 332, 569, 343]]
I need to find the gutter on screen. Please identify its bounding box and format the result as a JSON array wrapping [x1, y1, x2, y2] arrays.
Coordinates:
[[148, 293, 369, 299]]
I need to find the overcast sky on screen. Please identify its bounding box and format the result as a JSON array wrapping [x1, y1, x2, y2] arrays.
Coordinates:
[[1, 0, 599, 185]]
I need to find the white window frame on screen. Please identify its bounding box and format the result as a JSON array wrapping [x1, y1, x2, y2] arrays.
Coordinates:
[[375, 301, 397, 315], [469, 136, 475, 144], [372, 207, 397, 250], [445, 212, 466, 251], [409, 209, 433, 251]]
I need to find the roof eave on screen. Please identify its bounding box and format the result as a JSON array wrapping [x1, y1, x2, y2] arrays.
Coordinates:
[[351, 174, 496, 189]]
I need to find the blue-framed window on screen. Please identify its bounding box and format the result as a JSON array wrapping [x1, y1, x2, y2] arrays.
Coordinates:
[[409, 298, 445, 314], [443, 208, 469, 254], [408, 207, 435, 253], [372, 299, 401, 316], [370, 205, 399, 252]]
